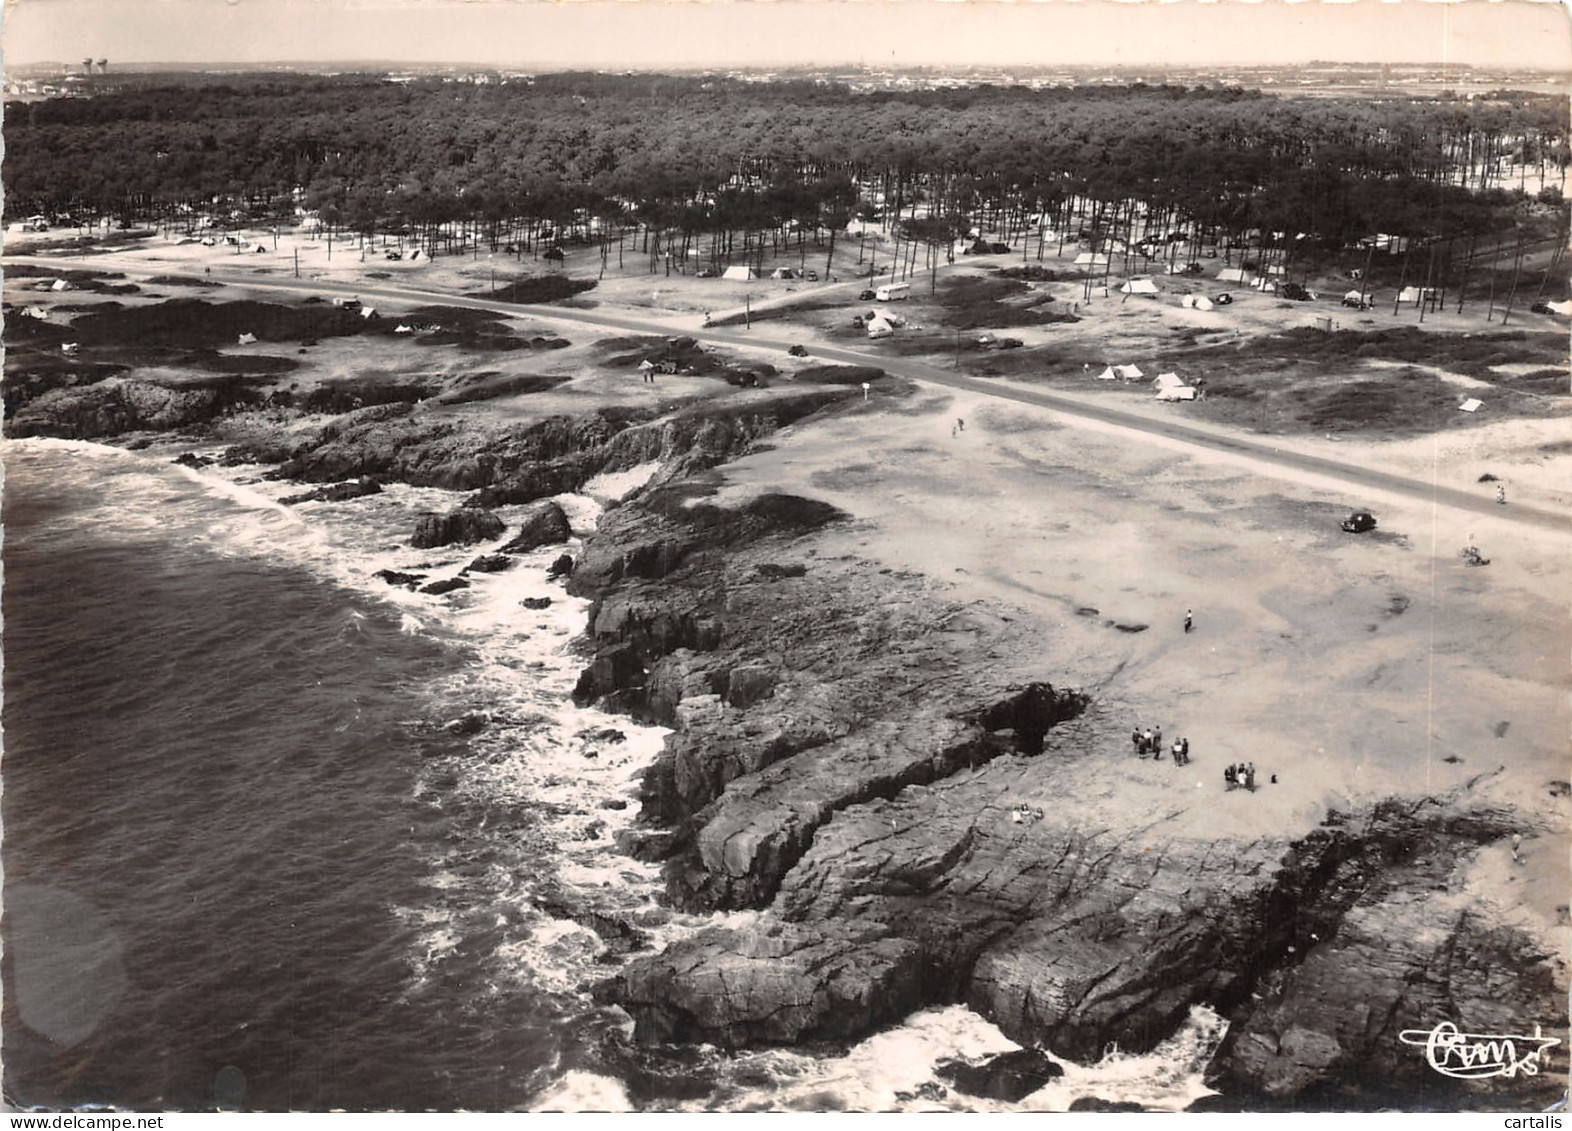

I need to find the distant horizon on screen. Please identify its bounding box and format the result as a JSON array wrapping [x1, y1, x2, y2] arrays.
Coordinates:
[[5, 0, 1571, 72]]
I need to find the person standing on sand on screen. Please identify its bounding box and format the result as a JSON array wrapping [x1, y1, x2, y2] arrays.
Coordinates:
[[957, 418, 965, 432], [1153, 725, 1162, 758], [1246, 763, 1256, 790], [1497, 484, 1507, 505], [1132, 728, 1143, 757], [1224, 765, 1236, 789], [1181, 737, 1190, 765], [1143, 728, 1155, 757], [1184, 609, 1193, 634]]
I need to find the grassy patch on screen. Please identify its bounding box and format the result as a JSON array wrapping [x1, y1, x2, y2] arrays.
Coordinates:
[[435, 373, 572, 404], [936, 277, 1080, 332]]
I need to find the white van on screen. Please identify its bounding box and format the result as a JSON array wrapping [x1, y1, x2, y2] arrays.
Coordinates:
[[875, 282, 909, 301]]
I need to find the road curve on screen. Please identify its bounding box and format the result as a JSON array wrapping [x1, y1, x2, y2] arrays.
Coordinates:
[[9, 255, 1565, 535]]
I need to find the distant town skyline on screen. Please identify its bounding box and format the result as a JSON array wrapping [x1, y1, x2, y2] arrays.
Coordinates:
[[5, 0, 1570, 72]]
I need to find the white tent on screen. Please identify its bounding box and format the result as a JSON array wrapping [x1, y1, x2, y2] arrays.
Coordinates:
[[1121, 278, 1160, 296], [721, 266, 757, 282], [1180, 294, 1215, 311], [50, 279, 72, 292], [1156, 385, 1199, 402], [1398, 286, 1423, 304], [1096, 366, 1119, 381], [1153, 372, 1186, 391], [237, 332, 257, 345], [1459, 398, 1483, 413], [360, 306, 376, 319], [769, 267, 797, 280], [1265, 264, 1287, 277], [1074, 252, 1110, 267], [1216, 268, 1251, 284], [865, 316, 894, 340], [60, 342, 78, 355], [23, 307, 49, 321], [1251, 278, 1277, 293], [1547, 300, 1572, 317], [394, 324, 414, 334], [1098, 364, 1144, 381]]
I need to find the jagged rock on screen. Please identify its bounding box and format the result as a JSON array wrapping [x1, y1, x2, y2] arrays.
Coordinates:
[[445, 712, 489, 736], [723, 664, 777, 708], [420, 577, 470, 596], [501, 500, 573, 554], [1068, 1097, 1145, 1112], [375, 569, 426, 588], [573, 642, 645, 702], [173, 452, 216, 469], [596, 920, 925, 1046], [937, 1049, 1063, 1102], [547, 553, 575, 579], [521, 596, 553, 610], [465, 553, 514, 573], [281, 476, 382, 505], [411, 508, 505, 549]]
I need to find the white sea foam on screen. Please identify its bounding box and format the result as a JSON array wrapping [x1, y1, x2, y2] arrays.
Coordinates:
[[684, 1003, 1225, 1112], [529, 1070, 635, 1113]]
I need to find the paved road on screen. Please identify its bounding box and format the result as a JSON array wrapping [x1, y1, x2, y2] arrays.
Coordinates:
[[9, 254, 1565, 535]]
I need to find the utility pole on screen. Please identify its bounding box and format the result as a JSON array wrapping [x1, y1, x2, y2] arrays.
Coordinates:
[[293, 247, 299, 278]]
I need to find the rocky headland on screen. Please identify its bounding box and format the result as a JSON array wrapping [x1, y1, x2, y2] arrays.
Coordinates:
[[8, 303, 1564, 1110]]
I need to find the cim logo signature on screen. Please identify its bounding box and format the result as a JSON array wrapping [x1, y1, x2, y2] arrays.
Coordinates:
[[1398, 1021, 1560, 1080]]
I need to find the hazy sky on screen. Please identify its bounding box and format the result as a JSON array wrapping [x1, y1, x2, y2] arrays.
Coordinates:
[[5, 0, 1570, 70]]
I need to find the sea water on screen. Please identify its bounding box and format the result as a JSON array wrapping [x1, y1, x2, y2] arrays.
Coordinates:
[[2, 439, 1221, 1111]]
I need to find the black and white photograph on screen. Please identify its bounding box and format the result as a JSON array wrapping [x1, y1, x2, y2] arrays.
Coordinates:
[[2, 0, 1569, 1114]]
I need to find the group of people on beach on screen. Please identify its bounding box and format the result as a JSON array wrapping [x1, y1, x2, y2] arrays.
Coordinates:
[[1224, 762, 1259, 791], [1132, 726, 1189, 765]]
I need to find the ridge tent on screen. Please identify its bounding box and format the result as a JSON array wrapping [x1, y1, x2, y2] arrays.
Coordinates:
[[237, 332, 257, 345], [769, 267, 797, 280], [1180, 294, 1215, 311], [1153, 372, 1186, 391], [1074, 252, 1110, 267], [1120, 278, 1161, 296], [1156, 385, 1199, 402], [49, 279, 71, 291], [1398, 286, 1436, 305], [1459, 398, 1483, 413], [1216, 268, 1251, 284], [721, 266, 757, 282], [1547, 300, 1572, 317], [1096, 366, 1119, 381]]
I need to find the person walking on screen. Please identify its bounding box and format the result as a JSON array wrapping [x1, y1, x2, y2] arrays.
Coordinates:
[[1143, 728, 1155, 758], [1224, 765, 1236, 789], [1180, 737, 1190, 765], [1184, 609, 1193, 634], [1152, 726, 1163, 758], [1132, 727, 1143, 757], [1245, 762, 1256, 791], [1496, 484, 1507, 505]]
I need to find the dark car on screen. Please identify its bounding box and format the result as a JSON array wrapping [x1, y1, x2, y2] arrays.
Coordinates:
[[858, 289, 877, 301], [805, 269, 819, 281], [788, 344, 808, 357], [1341, 511, 1377, 533]]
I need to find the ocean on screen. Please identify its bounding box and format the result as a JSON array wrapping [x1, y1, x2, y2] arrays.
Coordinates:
[[2, 438, 1222, 1112]]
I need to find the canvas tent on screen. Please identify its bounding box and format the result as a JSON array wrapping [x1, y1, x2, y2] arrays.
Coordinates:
[[769, 267, 797, 280], [1459, 398, 1483, 413], [1153, 372, 1186, 391], [1156, 385, 1199, 402], [1074, 252, 1110, 267], [1398, 286, 1436, 305], [1216, 268, 1251, 284], [1547, 300, 1572, 317], [721, 266, 757, 282], [49, 279, 71, 292], [1121, 278, 1161, 296], [237, 332, 257, 345], [865, 315, 894, 340], [1251, 278, 1278, 293], [1180, 294, 1215, 311], [1098, 364, 1143, 381]]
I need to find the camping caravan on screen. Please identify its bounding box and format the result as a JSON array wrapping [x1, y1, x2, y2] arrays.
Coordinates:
[[721, 265, 757, 282], [875, 282, 910, 301], [1120, 278, 1160, 296]]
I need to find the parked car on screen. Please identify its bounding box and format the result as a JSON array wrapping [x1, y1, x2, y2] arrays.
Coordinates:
[[1341, 511, 1377, 533], [858, 289, 877, 301], [788, 344, 808, 357], [805, 269, 819, 281]]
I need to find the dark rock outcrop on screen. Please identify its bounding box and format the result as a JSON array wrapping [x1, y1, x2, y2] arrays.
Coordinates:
[[411, 509, 505, 549], [420, 577, 471, 596], [937, 1049, 1063, 1102], [500, 500, 572, 554], [375, 569, 426, 588], [465, 554, 515, 573], [521, 596, 553, 610], [281, 476, 382, 505], [547, 553, 575, 579]]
